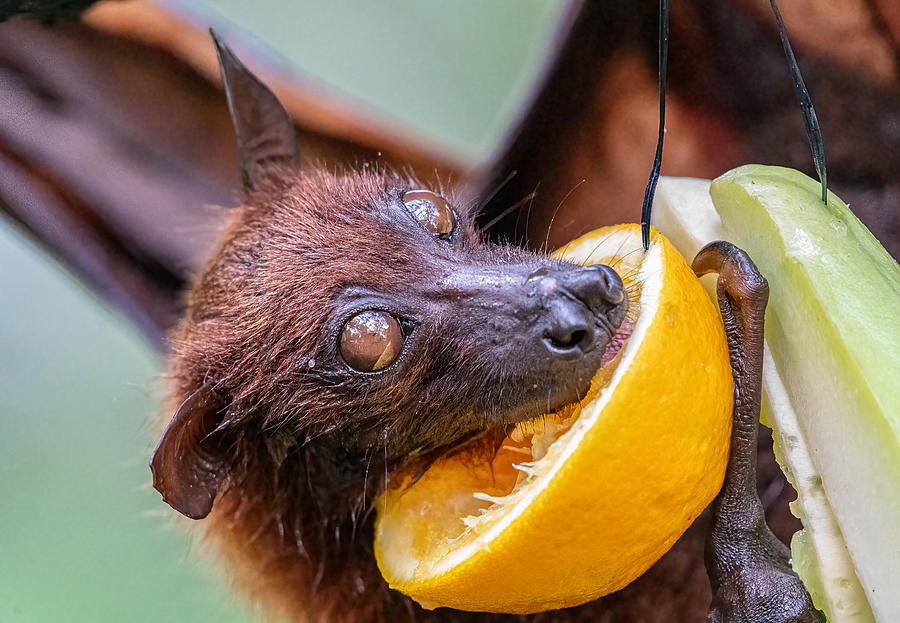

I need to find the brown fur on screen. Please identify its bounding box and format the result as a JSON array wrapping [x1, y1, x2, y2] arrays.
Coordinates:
[[165, 165, 418, 622]]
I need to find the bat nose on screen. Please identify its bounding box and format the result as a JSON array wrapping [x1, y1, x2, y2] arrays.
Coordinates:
[[533, 264, 626, 360]]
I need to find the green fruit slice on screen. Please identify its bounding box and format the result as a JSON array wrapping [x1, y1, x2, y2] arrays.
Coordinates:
[[652, 176, 723, 299], [653, 170, 896, 622], [711, 166, 899, 622]]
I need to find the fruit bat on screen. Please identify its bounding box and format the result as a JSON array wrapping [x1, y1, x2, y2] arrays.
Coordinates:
[[1, 1, 897, 620]]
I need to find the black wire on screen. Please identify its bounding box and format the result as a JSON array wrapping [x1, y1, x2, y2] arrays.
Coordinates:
[[769, 0, 828, 204], [641, 0, 669, 251]]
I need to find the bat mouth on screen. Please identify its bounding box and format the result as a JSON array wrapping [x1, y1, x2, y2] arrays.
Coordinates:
[[600, 315, 634, 366], [514, 294, 633, 425], [374, 258, 634, 472], [452, 291, 632, 449], [522, 310, 635, 426]]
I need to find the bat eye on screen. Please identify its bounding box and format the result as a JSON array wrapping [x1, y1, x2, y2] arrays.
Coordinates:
[[340, 310, 403, 372], [403, 190, 456, 239]]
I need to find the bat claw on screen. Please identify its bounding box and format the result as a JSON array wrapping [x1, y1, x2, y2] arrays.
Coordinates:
[[692, 240, 769, 306]]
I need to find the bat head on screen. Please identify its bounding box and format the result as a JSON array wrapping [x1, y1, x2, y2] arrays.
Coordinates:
[[151, 31, 629, 521]]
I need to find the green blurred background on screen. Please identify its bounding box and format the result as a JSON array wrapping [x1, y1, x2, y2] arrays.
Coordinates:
[[0, 1, 564, 621]]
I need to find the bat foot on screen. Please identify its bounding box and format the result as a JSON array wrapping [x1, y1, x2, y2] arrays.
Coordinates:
[[693, 241, 824, 623], [707, 555, 825, 623]]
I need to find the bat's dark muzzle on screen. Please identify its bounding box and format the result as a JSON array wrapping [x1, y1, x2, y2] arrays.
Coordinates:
[[433, 260, 628, 367], [531, 264, 626, 360], [394, 258, 630, 438]]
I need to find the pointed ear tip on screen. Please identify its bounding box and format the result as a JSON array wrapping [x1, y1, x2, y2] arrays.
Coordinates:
[[209, 27, 222, 50], [149, 459, 214, 521], [209, 29, 237, 66]]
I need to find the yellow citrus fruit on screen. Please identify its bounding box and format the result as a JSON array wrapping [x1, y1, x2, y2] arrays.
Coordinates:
[[374, 224, 733, 613]]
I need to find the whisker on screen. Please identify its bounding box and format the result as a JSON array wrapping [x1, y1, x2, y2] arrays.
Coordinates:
[[482, 189, 538, 232], [383, 426, 389, 514], [361, 447, 375, 511], [478, 169, 518, 222], [542, 179, 587, 254], [523, 187, 537, 245]]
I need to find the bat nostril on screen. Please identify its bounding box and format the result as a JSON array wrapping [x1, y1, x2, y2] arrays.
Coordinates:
[[543, 322, 595, 358], [546, 329, 588, 351]]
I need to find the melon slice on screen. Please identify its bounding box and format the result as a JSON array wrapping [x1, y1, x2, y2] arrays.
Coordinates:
[[654, 168, 899, 622]]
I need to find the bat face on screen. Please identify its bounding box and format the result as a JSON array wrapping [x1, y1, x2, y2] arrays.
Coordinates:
[[153, 34, 628, 523], [176, 167, 628, 461]]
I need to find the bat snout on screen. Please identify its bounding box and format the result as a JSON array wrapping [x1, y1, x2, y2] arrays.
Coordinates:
[[530, 264, 627, 361]]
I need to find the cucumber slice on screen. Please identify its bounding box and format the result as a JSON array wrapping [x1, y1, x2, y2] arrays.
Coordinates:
[[653, 173, 884, 622], [711, 166, 899, 622]]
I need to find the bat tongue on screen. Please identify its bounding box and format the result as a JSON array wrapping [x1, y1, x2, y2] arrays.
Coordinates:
[[601, 316, 634, 367]]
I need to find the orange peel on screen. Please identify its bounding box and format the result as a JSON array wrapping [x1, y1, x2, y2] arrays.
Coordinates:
[[374, 224, 732, 613]]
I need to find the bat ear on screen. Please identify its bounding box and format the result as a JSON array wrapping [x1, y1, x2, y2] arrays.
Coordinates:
[[210, 29, 299, 191], [151, 383, 231, 520]]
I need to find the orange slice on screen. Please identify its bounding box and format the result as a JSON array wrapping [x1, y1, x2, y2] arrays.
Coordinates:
[[374, 224, 732, 613]]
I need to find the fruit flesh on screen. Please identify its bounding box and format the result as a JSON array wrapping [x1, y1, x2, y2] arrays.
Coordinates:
[[763, 345, 874, 623], [375, 226, 732, 613]]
